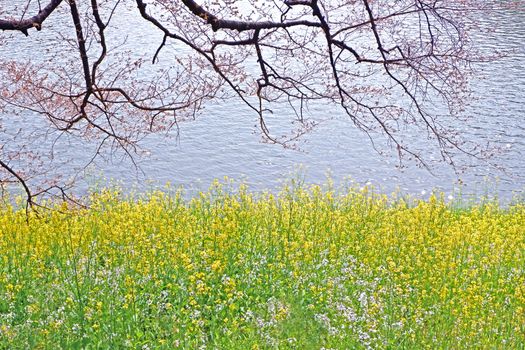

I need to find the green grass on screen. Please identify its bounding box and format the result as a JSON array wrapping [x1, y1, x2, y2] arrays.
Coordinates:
[[0, 181, 524, 349]]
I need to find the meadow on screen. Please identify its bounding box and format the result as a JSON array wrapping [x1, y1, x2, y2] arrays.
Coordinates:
[[0, 181, 524, 349]]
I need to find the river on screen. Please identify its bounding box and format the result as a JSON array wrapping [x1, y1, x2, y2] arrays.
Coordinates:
[[1, 1, 524, 201]]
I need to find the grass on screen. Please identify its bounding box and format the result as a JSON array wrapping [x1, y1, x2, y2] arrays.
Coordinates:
[[0, 180, 524, 349]]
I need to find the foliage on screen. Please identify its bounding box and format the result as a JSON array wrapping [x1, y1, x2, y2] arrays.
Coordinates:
[[1, 181, 524, 349]]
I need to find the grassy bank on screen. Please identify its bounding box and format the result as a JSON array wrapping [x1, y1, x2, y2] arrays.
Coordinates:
[[1, 182, 524, 349]]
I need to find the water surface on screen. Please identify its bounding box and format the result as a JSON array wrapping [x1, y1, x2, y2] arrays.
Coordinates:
[[1, 2, 524, 201]]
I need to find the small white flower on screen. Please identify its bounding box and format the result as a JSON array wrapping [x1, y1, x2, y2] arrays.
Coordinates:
[[393, 320, 404, 328], [358, 292, 368, 308]]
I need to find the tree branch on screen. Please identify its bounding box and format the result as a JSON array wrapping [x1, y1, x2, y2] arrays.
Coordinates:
[[0, 0, 63, 36], [180, 0, 321, 32], [0, 159, 35, 209]]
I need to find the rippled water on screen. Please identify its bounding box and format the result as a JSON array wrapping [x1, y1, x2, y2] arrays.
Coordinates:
[[1, 2, 524, 200]]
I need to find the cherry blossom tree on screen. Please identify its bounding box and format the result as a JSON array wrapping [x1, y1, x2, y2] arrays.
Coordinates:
[[0, 0, 502, 206]]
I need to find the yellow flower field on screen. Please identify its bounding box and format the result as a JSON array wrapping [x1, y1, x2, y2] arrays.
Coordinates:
[[1, 182, 524, 349]]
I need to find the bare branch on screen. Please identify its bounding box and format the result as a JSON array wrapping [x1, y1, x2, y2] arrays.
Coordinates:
[[0, 0, 63, 35], [180, 0, 321, 32]]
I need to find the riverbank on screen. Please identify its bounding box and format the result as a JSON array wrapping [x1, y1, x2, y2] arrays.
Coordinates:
[[1, 183, 524, 349]]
